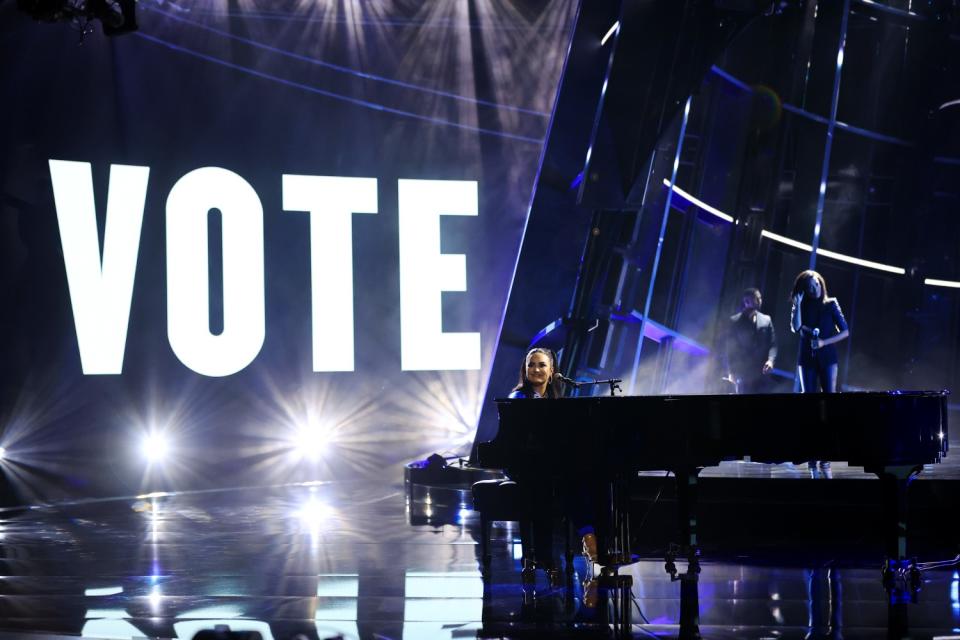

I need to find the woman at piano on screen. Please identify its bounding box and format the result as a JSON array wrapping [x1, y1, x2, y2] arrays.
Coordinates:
[[508, 347, 563, 399], [507, 348, 600, 569], [790, 270, 849, 394]]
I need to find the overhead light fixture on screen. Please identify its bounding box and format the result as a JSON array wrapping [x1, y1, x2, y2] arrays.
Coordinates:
[[16, 0, 138, 40], [924, 278, 960, 289], [601, 21, 619, 46]]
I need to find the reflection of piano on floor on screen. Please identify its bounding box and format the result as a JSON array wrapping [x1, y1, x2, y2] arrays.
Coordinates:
[[477, 391, 948, 565]]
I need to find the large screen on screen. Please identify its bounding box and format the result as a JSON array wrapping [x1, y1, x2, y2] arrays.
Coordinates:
[[0, 1, 577, 499]]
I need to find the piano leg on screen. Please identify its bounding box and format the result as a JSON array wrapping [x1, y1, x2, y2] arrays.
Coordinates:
[[872, 464, 924, 617], [874, 464, 923, 562], [675, 468, 702, 552], [596, 569, 633, 637], [479, 513, 492, 573], [668, 468, 704, 640], [678, 565, 701, 640], [520, 519, 537, 584]]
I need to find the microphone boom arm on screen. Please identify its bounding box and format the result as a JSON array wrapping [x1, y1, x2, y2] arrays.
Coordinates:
[[557, 374, 623, 396]]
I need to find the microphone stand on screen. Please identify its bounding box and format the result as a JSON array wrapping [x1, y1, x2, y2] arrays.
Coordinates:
[[558, 375, 622, 396]]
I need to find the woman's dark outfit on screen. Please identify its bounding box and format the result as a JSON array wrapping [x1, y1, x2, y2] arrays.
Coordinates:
[[795, 298, 848, 393], [507, 389, 600, 571]]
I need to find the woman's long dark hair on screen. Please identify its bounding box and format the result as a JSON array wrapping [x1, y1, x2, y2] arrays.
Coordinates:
[[512, 347, 561, 398], [790, 270, 831, 304]]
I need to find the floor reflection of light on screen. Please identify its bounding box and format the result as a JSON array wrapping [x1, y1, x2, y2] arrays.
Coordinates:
[[142, 496, 161, 538], [176, 605, 244, 619], [317, 574, 359, 598], [136, 491, 172, 500], [85, 609, 129, 619], [403, 571, 484, 640], [299, 497, 333, 523], [295, 492, 337, 544], [146, 497, 163, 577], [84, 586, 123, 596], [405, 571, 483, 600], [82, 609, 144, 640], [147, 584, 162, 611], [315, 574, 360, 640], [952, 570, 959, 614], [315, 621, 360, 640], [173, 620, 274, 640]]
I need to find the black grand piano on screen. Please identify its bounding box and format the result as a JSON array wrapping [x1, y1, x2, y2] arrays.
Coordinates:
[[478, 391, 948, 567]]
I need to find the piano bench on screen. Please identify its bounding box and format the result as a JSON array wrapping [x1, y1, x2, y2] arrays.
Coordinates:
[[472, 479, 524, 569], [471, 479, 575, 574]]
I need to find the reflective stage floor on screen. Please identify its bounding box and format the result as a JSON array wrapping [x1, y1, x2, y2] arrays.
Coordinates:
[[2, 477, 960, 640]]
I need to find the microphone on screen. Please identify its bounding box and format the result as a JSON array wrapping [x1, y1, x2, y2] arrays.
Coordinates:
[[555, 373, 578, 385], [811, 327, 820, 360]]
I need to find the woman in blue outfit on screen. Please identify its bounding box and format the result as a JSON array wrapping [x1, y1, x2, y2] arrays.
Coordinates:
[[508, 348, 600, 574], [790, 270, 850, 393], [508, 347, 562, 399], [790, 270, 850, 477]]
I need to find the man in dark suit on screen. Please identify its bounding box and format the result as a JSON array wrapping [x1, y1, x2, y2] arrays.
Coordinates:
[[722, 288, 777, 394]]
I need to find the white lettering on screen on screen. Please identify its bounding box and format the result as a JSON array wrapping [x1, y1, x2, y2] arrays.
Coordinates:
[[283, 175, 378, 372], [166, 167, 265, 377], [49, 160, 149, 375], [49, 162, 480, 375], [398, 179, 481, 371]]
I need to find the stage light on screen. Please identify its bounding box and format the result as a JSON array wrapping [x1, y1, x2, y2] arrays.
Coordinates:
[[601, 21, 620, 46], [924, 278, 960, 289], [148, 585, 162, 611], [293, 423, 329, 461], [664, 180, 735, 223], [142, 432, 170, 465], [760, 229, 812, 251], [85, 586, 123, 596], [0, 446, 6, 461]]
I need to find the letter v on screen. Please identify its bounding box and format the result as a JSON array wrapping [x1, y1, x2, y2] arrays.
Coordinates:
[[49, 160, 149, 374]]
